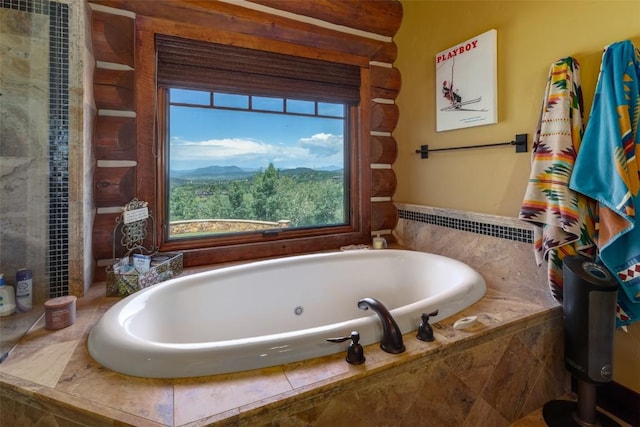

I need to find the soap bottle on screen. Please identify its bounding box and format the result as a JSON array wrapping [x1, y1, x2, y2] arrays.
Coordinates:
[[0, 273, 16, 317], [372, 233, 387, 249]]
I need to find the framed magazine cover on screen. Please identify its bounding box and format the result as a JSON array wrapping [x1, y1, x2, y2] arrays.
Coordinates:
[[435, 29, 497, 132]]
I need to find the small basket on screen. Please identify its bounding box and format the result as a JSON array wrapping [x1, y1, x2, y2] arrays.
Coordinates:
[[106, 199, 183, 297], [106, 252, 183, 297]]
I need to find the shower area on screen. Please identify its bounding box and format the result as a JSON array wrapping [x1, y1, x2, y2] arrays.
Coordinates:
[[0, 0, 92, 358]]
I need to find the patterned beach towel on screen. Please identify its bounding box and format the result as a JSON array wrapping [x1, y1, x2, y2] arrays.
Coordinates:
[[569, 40, 640, 327], [519, 57, 597, 301]]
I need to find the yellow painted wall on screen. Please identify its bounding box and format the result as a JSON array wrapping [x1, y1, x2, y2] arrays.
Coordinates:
[[394, 1, 640, 392]]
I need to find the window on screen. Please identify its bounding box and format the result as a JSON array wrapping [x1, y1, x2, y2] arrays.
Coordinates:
[[166, 88, 349, 240], [152, 34, 369, 263]]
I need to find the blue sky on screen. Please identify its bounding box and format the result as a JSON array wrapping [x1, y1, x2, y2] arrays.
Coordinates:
[[169, 90, 345, 171]]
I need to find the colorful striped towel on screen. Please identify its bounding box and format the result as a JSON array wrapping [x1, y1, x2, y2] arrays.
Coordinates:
[[569, 40, 640, 327], [519, 57, 597, 301]]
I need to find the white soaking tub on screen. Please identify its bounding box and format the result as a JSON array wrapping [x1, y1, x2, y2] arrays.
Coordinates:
[[88, 249, 486, 378]]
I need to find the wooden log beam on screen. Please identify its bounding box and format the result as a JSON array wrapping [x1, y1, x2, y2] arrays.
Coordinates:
[[371, 201, 398, 230], [94, 68, 134, 110], [91, 10, 134, 66], [94, 116, 136, 161], [371, 65, 401, 100], [371, 40, 397, 64], [91, 0, 385, 60], [92, 212, 124, 260], [247, 0, 403, 37], [371, 168, 396, 198], [93, 167, 135, 207], [371, 102, 399, 133], [370, 135, 398, 164]]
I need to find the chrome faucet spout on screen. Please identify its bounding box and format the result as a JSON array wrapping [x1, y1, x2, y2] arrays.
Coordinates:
[[357, 297, 405, 354]]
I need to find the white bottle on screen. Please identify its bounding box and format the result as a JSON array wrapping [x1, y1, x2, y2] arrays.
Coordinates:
[[0, 273, 16, 317], [16, 268, 33, 312]]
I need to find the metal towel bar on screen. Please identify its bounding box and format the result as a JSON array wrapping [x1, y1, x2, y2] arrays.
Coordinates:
[[415, 133, 527, 159]]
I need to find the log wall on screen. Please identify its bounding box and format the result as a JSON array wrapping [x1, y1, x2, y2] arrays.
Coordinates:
[[89, 0, 401, 279]]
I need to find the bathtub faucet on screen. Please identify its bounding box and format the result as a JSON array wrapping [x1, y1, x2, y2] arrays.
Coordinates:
[[357, 297, 405, 354]]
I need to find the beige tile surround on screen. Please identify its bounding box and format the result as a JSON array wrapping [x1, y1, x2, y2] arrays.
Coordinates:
[[0, 205, 571, 426]]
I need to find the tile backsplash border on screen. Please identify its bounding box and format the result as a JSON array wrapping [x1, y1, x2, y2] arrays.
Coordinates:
[[396, 202, 533, 244], [393, 201, 555, 330]]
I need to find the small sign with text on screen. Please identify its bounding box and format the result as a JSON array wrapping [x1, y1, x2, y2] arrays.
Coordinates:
[[123, 207, 149, 224]]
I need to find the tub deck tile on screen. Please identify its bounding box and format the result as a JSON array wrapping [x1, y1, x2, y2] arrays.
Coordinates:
[[174, 366, 292, 426], [53, 333, 175, 426], [283, 350, 355, 390], [0, 256, 571, 427]]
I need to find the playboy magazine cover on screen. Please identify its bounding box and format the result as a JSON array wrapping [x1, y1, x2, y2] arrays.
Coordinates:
[[435, 29, 497, 132]]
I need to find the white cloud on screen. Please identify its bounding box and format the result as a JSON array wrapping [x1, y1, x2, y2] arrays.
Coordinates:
[[170, 134, 343, 170], [171, 137, 268, 156], [298, 133, 343, 157]]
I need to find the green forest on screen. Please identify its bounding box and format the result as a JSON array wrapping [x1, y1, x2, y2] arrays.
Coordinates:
[[169, 163, 346, 228]]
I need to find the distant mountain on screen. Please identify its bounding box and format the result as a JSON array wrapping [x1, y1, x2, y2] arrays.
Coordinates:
[[171, 165, 253, 180], [170, 165, 343, 182], [280, 167, 318, 176]]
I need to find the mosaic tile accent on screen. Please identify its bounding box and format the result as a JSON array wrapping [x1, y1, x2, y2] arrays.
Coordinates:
[[1, 0, 70, 296], [398, 208, 533, 243], [1, 0, 50, 13], [47, 0, 69, 297]]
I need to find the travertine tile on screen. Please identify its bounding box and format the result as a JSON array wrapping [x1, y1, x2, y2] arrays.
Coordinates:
[[54, 341, 174, 426], [283, 351, 357, 389], [0, 339, 79, 388], [1, 206, 579, 426], [258, 400, 331, 427], [1, 282, 569, 427], [464, 396, 510, 427], [442, 333, 510, 394], [0, 6, 51, 358], [519, 365, 569, 419], [405, 361, 476, 426], [310, 365, 428, 427], [0, 395, 87, 427], [517, 317, 568, 396], [174, 367, 292, 425], [482, 335, 542, 422]]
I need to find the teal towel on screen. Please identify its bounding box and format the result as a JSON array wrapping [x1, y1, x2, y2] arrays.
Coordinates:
[[569, 40, 640, 327]]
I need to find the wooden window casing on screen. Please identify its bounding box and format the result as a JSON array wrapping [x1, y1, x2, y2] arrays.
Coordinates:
[[136, 18, 372, 267], [155, 34, 362, 104]]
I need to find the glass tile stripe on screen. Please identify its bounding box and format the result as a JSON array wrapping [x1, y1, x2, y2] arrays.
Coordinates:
[[47, 0, 70, 297], [398, 209, 533, 244]]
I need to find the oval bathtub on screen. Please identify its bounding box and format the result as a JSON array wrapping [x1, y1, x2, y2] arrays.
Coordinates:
[[88, 249, 486, 378]]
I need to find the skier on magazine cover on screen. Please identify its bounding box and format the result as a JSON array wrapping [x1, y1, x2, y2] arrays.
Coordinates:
[[442, 80, 462, 106]]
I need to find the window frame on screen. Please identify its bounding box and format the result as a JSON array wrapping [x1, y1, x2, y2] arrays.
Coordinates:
[[136, 24, 371, 267], [160, 87, 354, 244]]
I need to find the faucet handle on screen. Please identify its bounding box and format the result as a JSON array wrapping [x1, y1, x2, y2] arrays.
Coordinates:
[[417, 310, 439, 342], [327, 331, 365, 365]]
